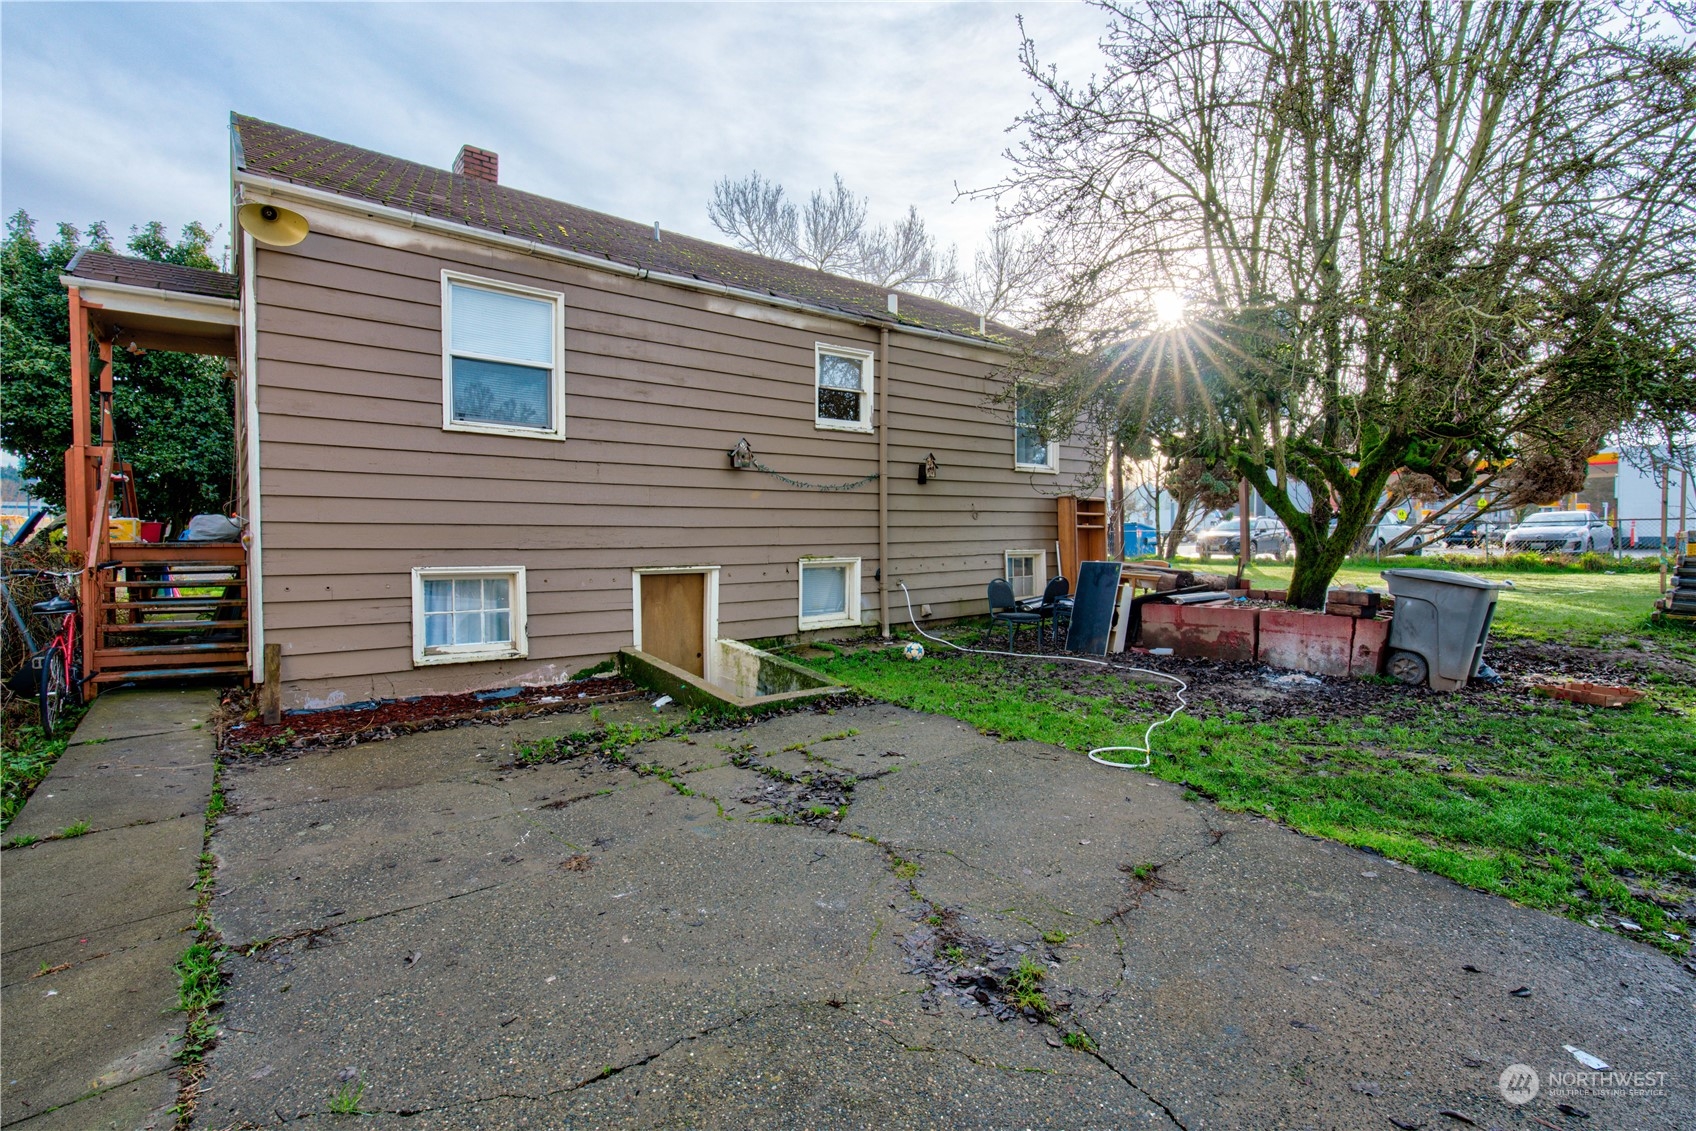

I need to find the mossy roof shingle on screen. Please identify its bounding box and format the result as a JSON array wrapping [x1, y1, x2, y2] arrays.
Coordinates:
[[64, 250, 239, 301], [232, 115, 1015, 345]]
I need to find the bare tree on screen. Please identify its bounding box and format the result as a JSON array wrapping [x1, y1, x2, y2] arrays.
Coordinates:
[[855, 205, 958, 292], [953, 223, 1048, 326], [1001, 2, 1696, 606], [793, 174, 868, 273], [707, 172, 798, 259]]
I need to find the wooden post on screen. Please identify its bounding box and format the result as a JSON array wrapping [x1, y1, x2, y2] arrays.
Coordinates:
[[97, 337, 115, 445], [1111, 436, 1126, 559], [65, 288, 91, 556], [262, 643, 282, 725], [1238, 479, 1251, 582], [1661, 458, 1670, 594]]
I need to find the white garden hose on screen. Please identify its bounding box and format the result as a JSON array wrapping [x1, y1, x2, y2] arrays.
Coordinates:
[[897, 582, 1189, 770]]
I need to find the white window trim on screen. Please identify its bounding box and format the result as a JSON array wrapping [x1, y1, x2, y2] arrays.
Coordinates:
[[1013, 397, 1061, 474], [814, 343, 875, 433], [798, 556, 862, 630], [411, 565, 528, 666], [440, 270, 567, 441], [631, 566, 721, 684], [1004, 549, 1047, 598]]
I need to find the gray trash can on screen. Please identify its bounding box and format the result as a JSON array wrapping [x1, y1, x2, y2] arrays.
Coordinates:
[[1380, 569, 1514, 690]]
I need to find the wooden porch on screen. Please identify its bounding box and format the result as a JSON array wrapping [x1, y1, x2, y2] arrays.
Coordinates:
[[60, 252, 249, 696]]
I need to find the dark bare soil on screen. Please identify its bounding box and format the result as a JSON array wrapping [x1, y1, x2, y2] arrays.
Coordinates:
[[218, 675, 641, 755]]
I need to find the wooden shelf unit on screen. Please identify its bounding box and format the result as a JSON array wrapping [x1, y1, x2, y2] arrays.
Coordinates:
[[1057, 495, 1109, 587]]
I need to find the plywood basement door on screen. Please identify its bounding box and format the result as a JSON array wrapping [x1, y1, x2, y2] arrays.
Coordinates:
[[641, 572, 706, 676]]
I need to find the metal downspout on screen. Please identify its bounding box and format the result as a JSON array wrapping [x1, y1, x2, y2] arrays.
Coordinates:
[[878, 327, 891, 637]]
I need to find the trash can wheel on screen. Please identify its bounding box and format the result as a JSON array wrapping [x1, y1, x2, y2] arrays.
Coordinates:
[[1386, 649, 1429, 687]]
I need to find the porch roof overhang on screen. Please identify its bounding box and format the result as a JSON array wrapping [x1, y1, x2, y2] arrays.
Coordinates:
[[61, 251, 239, 358]]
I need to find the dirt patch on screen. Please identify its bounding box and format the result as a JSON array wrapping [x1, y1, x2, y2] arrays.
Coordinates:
[[998, 636, 1691, 725], [218, 675, 641, 755]]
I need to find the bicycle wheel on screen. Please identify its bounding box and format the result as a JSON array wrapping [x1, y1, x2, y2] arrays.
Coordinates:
[[38, 648, 68, 739]]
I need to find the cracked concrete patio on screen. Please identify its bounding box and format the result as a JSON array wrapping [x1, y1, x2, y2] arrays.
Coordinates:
[[197, 700, 1693, 1130]]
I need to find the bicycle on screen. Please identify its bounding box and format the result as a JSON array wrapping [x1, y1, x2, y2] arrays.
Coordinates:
[[4, 569, 83, 737]]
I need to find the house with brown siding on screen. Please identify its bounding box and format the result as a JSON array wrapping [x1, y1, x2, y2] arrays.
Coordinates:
[[60, 116, 1101, 709]]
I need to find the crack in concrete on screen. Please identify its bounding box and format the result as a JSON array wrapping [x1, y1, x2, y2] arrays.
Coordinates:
[[1078, 1042, 1191, 1131], [290, 998, 846, 1122]]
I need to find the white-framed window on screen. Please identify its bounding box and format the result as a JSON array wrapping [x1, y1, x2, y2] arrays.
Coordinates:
[[1004, 550, 1047, 600], [815, 343, 875, 432], [1014, 397, 1060, 472], [441, 271, 566, 439], [798, 557, 862, 630], [411, 566, 528, 666]]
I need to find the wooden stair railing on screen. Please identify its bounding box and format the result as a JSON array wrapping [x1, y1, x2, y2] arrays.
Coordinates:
[[89, 541, 249, 688]]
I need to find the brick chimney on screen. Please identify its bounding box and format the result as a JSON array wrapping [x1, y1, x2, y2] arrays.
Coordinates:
[[453, 145, 498, 184]]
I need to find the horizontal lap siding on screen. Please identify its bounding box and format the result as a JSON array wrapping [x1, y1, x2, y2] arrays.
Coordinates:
[[254, 229, 1093, 706]]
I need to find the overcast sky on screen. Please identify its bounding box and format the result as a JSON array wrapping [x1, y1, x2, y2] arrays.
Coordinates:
[[1, 1, 1112, 265]]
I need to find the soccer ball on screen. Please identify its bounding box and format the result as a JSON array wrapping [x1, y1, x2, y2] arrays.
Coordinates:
[[901, 641, 926, 661]]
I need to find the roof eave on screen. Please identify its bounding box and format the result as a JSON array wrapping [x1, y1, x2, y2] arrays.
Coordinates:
[[233, 168, 1013, 353]]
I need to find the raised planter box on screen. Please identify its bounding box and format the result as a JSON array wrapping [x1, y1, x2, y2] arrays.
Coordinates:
[[1258, 608, 1354, 677], [1140, 599, 1395, 678], [1139, 602, 1258, 662]]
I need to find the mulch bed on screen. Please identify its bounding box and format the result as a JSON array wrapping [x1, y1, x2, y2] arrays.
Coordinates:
[[219, 675, 642, 755], [932, 631, 1691, 725]]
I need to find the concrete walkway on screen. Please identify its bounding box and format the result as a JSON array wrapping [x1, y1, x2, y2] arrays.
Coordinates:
[[197, 701, 1694, 1130], [2, 688, 219, 1131]]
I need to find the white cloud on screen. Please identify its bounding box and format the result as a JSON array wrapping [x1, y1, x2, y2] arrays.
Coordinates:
[[1, 2, 1111, 263]]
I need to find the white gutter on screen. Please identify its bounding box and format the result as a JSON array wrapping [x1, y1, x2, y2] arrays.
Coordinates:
[[55, 275, 240, 322], [241, 231, 266, 684], [233, 172, 1013, 354]]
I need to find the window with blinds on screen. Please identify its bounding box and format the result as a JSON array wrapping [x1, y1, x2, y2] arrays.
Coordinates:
[[798, 557, 861, 629], [442, 273, 564, 439]]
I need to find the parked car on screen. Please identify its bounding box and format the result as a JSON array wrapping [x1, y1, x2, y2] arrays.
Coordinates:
[[1195, 517, 1293, 561], [1369, 515, 1427, 554], [1504, 510, 1615, 553], [1442, 516, 1510, 548]]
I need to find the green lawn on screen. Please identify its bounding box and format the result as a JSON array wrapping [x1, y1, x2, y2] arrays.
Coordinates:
[[1219, 556, 1677, 649], [797, 562, 1696, 955]]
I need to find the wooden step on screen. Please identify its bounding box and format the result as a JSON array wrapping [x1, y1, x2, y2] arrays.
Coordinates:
[[95, 644, 248, 669], [98, 599, 247, 613], [92, 664, 248, 684], [98, 579, 245, 592], [98, 619, 248, 633], [102, 544, 245, 566]]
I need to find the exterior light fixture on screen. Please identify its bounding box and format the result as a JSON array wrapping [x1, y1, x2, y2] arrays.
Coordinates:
[[918, 453, 939, 484]]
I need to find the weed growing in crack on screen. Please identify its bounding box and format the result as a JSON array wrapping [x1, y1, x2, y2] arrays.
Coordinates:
[[1063, 1030, 1097, 1051], [1007, 956, 1051, 1018], [1042, 929, 1070, 945], [816, 729, 860, 742], [1127, 862, 1158, 882], [59, 820, 91, 838], [169, 766, 230, 1130], [329, 1077, 367, 1114], [173, 943, 223, 1054], [5, 834, 38, 848], [941, 945, 968, 965], [891, 856, 920, 881]]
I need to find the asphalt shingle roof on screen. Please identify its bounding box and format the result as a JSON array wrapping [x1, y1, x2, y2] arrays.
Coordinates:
[[64, 250, 239, 301], [231, 114, 1014, 345]]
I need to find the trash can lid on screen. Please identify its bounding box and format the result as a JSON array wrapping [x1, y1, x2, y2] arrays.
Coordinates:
[[1380, 568, 1509, 589]]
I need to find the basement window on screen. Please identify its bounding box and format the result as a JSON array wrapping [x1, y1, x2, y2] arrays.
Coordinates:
[[442, 272, 565, 439], [815, 344, 875, 432], [1004, 550, 1046, 600], [799, 557, 861, 630], [412, 566, 528, 665]]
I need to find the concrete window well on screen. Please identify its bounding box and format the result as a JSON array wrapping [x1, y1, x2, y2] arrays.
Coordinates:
[[619, 639, 844, 713]]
